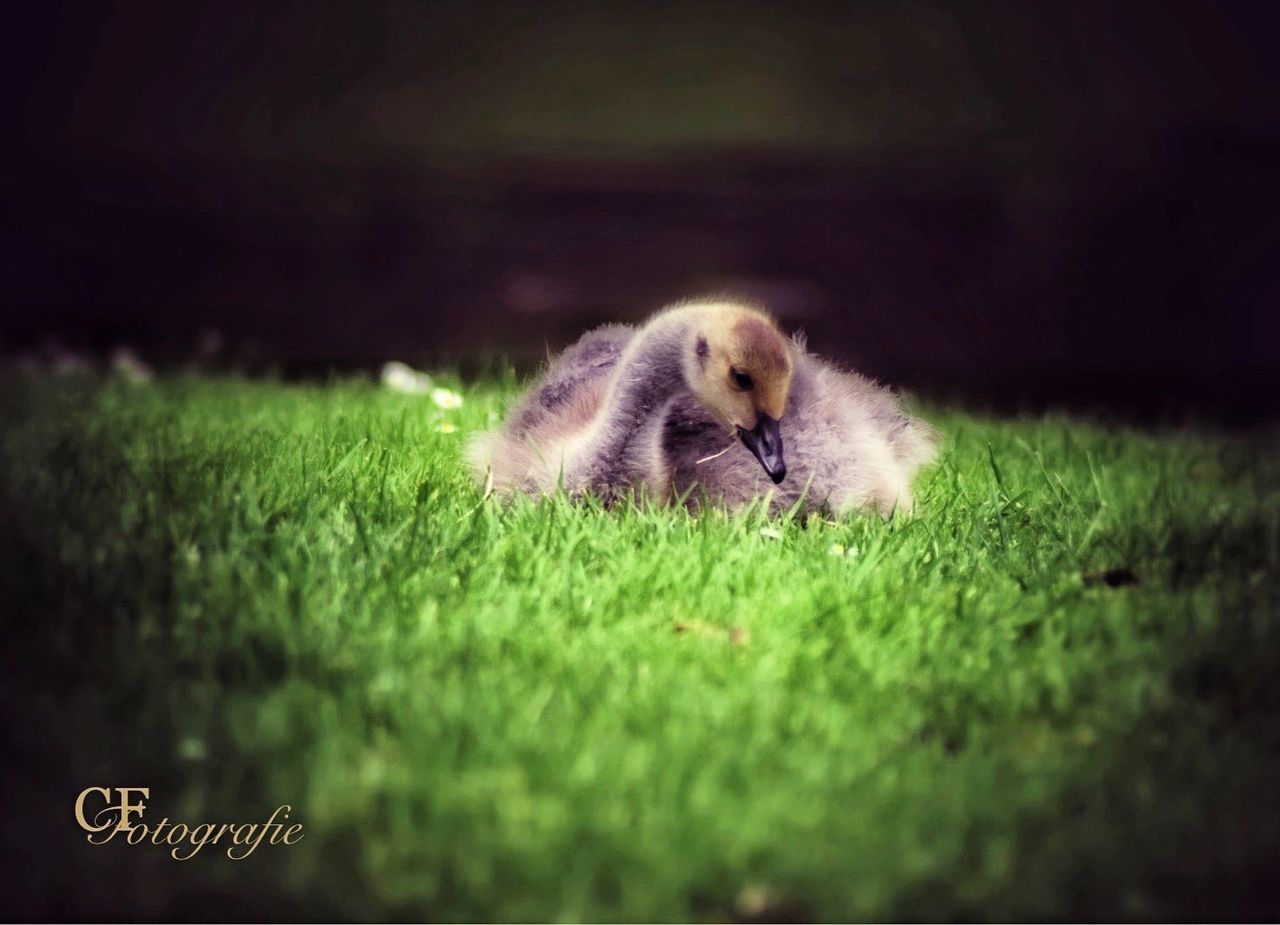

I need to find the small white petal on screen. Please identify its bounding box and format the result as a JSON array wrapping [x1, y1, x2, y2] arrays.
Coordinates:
[[110, 347, 153, 384], [430, 387, 464, 409], [380, 361, 433, 394]]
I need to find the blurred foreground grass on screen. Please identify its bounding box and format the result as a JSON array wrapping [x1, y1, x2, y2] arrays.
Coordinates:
[[1, 373, 1278, 920]]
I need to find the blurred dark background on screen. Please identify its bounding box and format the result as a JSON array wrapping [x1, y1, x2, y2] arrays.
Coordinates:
[[2, 0, 1278, 418]]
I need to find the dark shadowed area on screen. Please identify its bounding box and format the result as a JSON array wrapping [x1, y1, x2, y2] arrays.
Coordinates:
[[4, 6, 1280, 920], [3, 0, 1279, 418]]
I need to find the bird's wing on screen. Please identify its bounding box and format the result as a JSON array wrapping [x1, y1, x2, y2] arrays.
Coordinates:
[[504, 324, 635, 440]]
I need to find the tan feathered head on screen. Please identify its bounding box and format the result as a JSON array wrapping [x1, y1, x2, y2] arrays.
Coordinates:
[[682, 302, 794, 483]]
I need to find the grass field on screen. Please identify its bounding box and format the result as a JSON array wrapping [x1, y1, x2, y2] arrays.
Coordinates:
[[2, 372, 1278, 920]]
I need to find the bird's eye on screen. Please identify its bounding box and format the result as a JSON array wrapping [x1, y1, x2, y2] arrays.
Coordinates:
[[731, 369, 754, 391]]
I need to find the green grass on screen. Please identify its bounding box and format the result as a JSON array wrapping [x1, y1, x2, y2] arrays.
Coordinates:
[[2, 373, 1278, 920]]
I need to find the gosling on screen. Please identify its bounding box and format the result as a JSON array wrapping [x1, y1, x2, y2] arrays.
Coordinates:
[[466, 299, 938, 516]]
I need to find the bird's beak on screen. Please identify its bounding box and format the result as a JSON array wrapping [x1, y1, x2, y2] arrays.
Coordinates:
[[737, 414, 786, 484]]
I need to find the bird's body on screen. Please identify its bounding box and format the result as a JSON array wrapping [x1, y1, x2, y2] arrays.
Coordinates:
[[467, 300, 937, 516]]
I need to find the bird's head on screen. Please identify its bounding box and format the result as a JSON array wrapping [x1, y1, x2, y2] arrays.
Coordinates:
[[683, 303, 793, 484]]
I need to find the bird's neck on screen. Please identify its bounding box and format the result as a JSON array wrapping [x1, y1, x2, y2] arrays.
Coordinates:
[[592, 308, 698, 468], [613, 310, 693, 412]]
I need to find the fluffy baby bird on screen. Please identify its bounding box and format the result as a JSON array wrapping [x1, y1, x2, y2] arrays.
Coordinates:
[[467, 299, 937, 516]]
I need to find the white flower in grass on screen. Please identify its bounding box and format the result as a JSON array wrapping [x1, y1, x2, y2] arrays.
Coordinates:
[[110, 346, 153, 384], [758, 527, 783, 540], [435, 421, 457, 434], [828, 542, 846, 556], [380, 361, 433, 394], [431, 387, 463, 410]]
